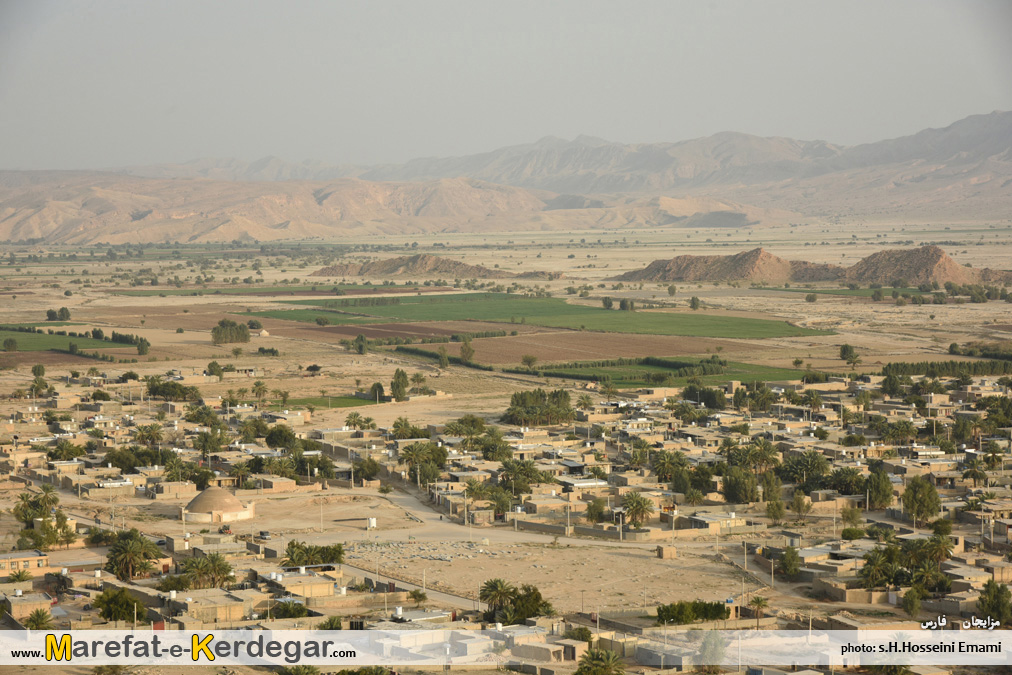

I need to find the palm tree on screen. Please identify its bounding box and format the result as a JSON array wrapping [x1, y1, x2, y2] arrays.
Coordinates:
[[887, 420, 918, 446], [621, 491, 654, 529], [37, 484, 60, 511], [984, 442, 1003, 471], [107, 539, 155, 580], [23, 608, 54, 630], [252, 380, 268, 408], [839, 407, 854, 430], [135, 423, 163, 449], [193, 429, 226, 463], [490, 491, 513, 519], [239, 418, 264, 441], [317, 615, 343, 630], [802, 389, 822, 418], [651, 451, 682, 482], [164, 455, 186, 482], [923, 535, 954, 564], [577, 394, 594, 410], [859, 548, 888, 589], [576, 649, 625, 675], [50, 438, 83, 461], [962, 459, 987, 488], [748, 596, 769, 630], [8, 569, 32, 583], [969, 415, 985, 452], [399, 442, 435, 488], [205, 553, 233, 587], [497, 605, 521, 625], [750, 438, 780, 474], [479, 578, 517, 615], [912, 561, 946, 591], [183, 556, 213, 589], [684, 488, 705, 506], [344, 412, 364, 430], [230, 461, 251, 485], [464, 478, 490, 500], [391, 416, 412, 439]]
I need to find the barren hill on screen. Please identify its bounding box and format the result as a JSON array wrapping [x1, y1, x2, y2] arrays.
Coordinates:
[[311, 254, 514, 279], [843, 245, 976, 286], [615, 245, 1011, 286], [615, 248, 842, 284]]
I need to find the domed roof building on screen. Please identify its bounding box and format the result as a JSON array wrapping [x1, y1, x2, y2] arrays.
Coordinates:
[[180, 486, 254, 523]]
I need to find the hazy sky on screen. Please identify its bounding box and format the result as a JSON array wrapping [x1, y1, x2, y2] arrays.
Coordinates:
[[1, 0, 1010, 169]]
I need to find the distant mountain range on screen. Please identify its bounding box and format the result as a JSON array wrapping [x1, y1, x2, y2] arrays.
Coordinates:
[[1, 111, 1010, 243]]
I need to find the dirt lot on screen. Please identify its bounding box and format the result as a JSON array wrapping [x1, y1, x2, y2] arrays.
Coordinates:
[[346, 539, 746, 613]]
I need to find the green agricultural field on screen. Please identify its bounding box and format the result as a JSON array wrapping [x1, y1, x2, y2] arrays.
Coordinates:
[[534, 361, 808, 388], [268, 294, 828, 338], [0, 322, 83, 328], [0, 330, 121, 352]]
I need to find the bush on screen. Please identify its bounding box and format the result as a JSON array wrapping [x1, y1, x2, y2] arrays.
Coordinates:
[[656, 600, 730, 625], [841, 527, 865, 540]]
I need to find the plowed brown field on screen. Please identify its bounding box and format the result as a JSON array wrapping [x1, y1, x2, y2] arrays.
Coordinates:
[[409, 330, 746, 364]]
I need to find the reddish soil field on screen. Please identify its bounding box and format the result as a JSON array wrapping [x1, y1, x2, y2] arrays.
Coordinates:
[[194, 286, 457, 298], [89, 305, 250, 331], [408, 330, 746, 364]]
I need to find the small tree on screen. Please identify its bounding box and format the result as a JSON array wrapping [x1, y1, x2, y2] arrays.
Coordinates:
[[3, 338, 16, 352], [521, 354, 538, 370], [390, 368, 409, 401], [841, 506, 862, 528], [408, 589, 428, 606], [790, 491, 812, 522], [778, 546, 801, 581], [901, 587, 922, 618], [977, 578, 1012, 626], [602, 297, 614, 310], [765, 498, 785, 525], [586, 498, 607, 524], [695, 630, 725, 675], [931, 519, 953, 537], [93, 587, 146, 622], [690, 296, 701, 310], [459, 339, 475, 363], [901, 475, 941, 528], [32, 364, 46, 378]]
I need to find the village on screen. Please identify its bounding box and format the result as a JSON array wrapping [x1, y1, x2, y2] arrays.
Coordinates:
[[2, 345, 1011, 674]]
